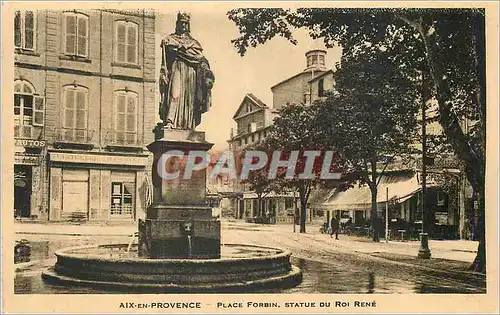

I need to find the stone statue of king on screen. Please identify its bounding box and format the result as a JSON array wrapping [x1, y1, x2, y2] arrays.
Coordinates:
[[159, 12, 215, 130]]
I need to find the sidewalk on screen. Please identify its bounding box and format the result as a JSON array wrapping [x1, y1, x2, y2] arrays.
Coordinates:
[[14, 221, 136, 236], [232, 221, 479, 263], [14, 220, 479, 263]]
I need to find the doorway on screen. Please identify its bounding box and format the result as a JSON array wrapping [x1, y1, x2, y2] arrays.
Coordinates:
[[14, 165, 32, 218]]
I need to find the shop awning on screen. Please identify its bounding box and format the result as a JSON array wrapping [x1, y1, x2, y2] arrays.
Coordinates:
[[310, 172, 427, 211], [243, 191, 296, 199]]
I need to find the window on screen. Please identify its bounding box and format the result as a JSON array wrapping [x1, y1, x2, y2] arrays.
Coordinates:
[[62, 85, 88, 141], [114, 90, 138, 144], [319, 55, 325, 66], [111, 182, 134, 217], [63, 12, 88, 57], [311, 54, 318, 65], [318, 78, 325, 97], [15, 11, 35, 51], [14, 80, 44, 138], [115, 21, 138, 64]]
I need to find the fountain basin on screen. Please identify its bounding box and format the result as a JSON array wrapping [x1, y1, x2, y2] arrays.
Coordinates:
[[42, 243, 302, 293]]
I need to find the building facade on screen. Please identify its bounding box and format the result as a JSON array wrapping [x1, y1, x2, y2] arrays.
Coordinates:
[[13, 9, 156, 222], [224, 50, 333, 224]]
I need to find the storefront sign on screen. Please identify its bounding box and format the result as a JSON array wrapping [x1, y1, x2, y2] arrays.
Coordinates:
[[15, 139, 46, 148], [49, 152, 148, 166], [15, 154, 41, 165]]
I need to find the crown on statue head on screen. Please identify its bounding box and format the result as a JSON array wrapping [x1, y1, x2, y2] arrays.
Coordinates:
[[177, 12, 191, 23]]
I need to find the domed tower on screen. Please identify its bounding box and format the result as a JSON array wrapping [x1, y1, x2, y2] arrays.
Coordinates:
[[304, 49, 328, 72]]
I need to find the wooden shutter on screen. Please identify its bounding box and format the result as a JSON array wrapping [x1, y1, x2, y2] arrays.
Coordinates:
[[116, 23, 126, 62], [32, 96, 45, 126], [126, 24, 137, 64], [14, 11, 22, 48], [64, 89, 75, 128], [116, 93, 126, 142], [14, 94, 21, 115], [75, 90, 87, 129], [77, 16, 88, 57], [126, 95, 136, 132], [65, 15, 76, 55], [24, 11, 34, 50]]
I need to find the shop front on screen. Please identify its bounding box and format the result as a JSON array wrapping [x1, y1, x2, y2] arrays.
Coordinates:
[[14, 139, 46, 220], [48, 151, 150, 222]]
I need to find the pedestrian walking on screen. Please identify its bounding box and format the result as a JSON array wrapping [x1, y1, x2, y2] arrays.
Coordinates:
[[330, 215, 340, 240]]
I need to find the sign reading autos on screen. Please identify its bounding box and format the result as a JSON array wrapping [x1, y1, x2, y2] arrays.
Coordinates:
[[15, 139, 46, 148]]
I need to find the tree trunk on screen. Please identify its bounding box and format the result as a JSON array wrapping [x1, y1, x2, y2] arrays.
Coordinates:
[[370, 158, 380, 242], [299, 184, 307, 233], [370, 184, 379, 242], [300, 199, 307, 233], [398, 13, 486, 273], [470, 12, 486, 273], [413, 17, 486, 273], [257, 194, 262, 217]]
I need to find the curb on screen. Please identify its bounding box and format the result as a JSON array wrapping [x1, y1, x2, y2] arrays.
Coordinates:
[[15, 232, 133, 237]]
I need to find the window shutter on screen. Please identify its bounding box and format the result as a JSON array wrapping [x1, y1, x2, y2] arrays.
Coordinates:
[[75, 90, 87, 129], [64, 89, 75, 128], [77, 16, 88, 57], [33, 96, 45, 126], [65, 15, 76, 55], [116, 94, 126, 134], [116, 23, 126, 62], [24, 11, 34, 50], [126, 95, 136, 132], [14, 95, 21, 115], [14, 11, 22, 48], [126, 25, 137, 64]]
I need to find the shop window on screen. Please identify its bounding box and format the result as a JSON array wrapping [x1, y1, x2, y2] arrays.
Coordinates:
[[63, 12, 89, 58], [111, 182, 134, 217], [113, 90, 138, 144], [62, 85, 88, 141], [115, 20, 138, 64], [437, 191, 445, 206], [15, 10, 35, 51], [14, 80, 44, 138]]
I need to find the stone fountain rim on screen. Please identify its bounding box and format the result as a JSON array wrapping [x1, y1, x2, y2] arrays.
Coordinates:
[[54, 243, 292, 264]]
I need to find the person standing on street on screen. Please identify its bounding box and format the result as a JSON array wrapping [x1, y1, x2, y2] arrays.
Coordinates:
[[330, 215, 340, 240]]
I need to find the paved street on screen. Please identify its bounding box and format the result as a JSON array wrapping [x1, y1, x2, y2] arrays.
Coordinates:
[[14, 220, 485, 294]]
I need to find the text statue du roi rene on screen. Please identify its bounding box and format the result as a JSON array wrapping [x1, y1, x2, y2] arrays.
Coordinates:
[[157, 150, 342, 180]]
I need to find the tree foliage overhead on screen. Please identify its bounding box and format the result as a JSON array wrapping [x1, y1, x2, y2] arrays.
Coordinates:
[[247, 104, 345, 233], [312, 45, 420, 241], [228, 7, 486, 272]]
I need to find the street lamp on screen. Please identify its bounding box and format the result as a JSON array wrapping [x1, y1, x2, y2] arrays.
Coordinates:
[[418, 74, 431, 259]]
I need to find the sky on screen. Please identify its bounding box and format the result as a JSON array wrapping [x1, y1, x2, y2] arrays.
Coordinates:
[[156, 9, 342, 150]]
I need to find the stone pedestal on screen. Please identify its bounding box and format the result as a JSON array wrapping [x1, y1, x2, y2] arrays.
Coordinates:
[[139, 128, 220, 259]]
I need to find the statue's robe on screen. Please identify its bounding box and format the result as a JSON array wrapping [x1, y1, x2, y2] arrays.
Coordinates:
[[159, 33, 214, 129]]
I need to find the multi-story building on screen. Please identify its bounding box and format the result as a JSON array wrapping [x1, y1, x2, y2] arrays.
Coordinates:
[[271, 49, 332, 109], [13, 9, 156, 222], [225, 50, 333, 223]]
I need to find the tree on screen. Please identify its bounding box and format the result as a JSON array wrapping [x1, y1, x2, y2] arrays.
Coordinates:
[[314, 48, 420, 241], [240, 142, 282, 219], [263, 104, 343, 233], [228, 7, 486, 272]]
